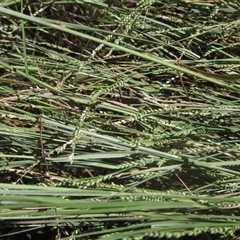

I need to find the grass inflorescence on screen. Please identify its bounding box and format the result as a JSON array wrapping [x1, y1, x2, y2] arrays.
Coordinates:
[[0, 0, 240, 239]]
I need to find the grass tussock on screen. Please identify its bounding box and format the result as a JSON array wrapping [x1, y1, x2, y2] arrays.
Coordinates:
[[0, 0, 240, 239]]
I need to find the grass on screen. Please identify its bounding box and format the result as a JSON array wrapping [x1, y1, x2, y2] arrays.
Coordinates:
[[0, 0, 240, 239]]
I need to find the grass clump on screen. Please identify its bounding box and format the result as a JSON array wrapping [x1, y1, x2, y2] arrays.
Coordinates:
[[0, 0, 240, 239]]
